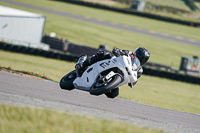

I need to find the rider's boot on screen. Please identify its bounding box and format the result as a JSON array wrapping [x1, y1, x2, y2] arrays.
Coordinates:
[[75, 54, 87, 77]]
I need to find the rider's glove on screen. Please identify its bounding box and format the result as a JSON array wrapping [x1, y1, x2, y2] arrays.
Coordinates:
[[112, 48, 133, 57], [112, 48, 125, 57], [96, 51, 104, 57], [122, 50, 132, 56]]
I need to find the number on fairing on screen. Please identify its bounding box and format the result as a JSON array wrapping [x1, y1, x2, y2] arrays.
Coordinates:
[[105, 71, 115, 80]]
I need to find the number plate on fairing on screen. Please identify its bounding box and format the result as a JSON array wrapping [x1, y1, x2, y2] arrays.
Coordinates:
[[105, 71, 115, 80]]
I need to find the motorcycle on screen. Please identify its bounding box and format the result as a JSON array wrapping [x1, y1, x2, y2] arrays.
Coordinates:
[[60, 54, 140, 98]]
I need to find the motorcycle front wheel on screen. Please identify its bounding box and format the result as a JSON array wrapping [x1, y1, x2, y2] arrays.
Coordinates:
[[60, 70, 76, 90], [90, 74, 122, 96]]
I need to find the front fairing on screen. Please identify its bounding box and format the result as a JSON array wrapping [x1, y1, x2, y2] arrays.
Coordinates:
[[73, 57, 120, 90], [119, 56, 138, 84]]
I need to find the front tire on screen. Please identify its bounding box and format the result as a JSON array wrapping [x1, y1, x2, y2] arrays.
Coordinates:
[[60, 70, 76, 90], [90, 74, 122, 96]]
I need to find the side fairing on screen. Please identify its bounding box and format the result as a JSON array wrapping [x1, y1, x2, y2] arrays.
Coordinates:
[[73, 56, 138, 90]]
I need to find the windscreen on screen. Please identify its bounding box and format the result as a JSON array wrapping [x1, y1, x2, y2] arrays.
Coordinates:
[[130, 55, 140, 71]]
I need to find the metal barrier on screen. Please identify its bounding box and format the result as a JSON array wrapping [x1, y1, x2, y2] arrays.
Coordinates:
[[143, 67, 200, 85], [42, 35, 106, 56], [0, 42, 79, 62]]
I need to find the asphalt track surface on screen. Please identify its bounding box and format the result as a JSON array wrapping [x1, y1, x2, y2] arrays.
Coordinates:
[[1, 71, 200, 133], [1, 0, 200, 47]]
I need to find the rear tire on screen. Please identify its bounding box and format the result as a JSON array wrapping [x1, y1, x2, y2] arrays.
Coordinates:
[[60, 70, 76, 90], [105, 88, 119, 98], [90, 74, 122, 96]]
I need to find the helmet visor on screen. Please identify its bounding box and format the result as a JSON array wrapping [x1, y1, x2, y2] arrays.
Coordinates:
[[140, 56, 149, 66]]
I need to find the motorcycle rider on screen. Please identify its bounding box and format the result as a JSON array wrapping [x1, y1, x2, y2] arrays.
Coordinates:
[[75, 47, 150, 87]]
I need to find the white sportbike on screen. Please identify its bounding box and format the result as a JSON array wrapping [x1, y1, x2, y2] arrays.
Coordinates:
[[60, 55, 140, 98]]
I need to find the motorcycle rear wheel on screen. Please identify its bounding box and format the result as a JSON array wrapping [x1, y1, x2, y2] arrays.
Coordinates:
[[90, 74, 122, 96], [105, 88, 119, 98], [60, 70, 76, 90]]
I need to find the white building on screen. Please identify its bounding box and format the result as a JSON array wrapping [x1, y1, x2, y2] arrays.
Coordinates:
[[0, 5, 47, 49]]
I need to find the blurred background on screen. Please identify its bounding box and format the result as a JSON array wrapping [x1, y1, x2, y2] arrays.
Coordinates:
[[0, 0, 200, 115], [1, 0, 200, 132]]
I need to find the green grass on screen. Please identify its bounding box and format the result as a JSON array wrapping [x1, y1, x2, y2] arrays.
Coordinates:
[[143, 0, 197, 21], [0, 50, 74, 81], [0, 104, 165, 133], [1, 1, 200, 70], [195, 1, 200, 9], [119, 76, 200, 113], [81, 0, 130, 8], [1, 0, 200, 114], [81, 0, 199, 22], [1, 50, 200, 114], [4, 0, 200, 40], [144, 0, 191, 11]]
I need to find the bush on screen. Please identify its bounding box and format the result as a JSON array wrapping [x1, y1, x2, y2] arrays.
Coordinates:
[[183, 0, 199, 10], [112, 0, 132, 5]]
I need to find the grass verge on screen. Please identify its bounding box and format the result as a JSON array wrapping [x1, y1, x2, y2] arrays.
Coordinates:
[[6, 0, 200, 40], [1, 2, 200, 70], [0, 104, 166, 133], [0, 50, 200, 114], [0, 66, 52, 80]]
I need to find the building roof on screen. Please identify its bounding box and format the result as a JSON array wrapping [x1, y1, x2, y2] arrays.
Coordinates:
[[0, 5, 43, 17]]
